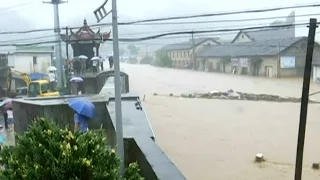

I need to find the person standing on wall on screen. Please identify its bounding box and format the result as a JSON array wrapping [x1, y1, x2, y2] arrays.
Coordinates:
[[99, 56, 104, 71], [92, 60, 98, 73], [48, 70, 56, 91]]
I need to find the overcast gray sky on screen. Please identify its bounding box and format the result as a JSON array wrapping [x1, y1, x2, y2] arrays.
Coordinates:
[[1, 0, 320, 51]]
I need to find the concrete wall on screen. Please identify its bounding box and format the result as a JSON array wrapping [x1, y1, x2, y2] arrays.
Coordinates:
[[12, 74, 185, 179], [80, 71, 129, 94]]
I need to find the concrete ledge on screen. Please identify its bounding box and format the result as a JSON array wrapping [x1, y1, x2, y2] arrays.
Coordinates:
[[132, 137, 186, 180]]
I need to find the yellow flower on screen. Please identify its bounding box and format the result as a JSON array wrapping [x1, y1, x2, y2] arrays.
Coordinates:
[[111, 149, 116, 153], [47, 129, 52, 135], [82, 158, 92, 167], [38, 144, 42, 147], [73, 145, 78, 151], [66, 143, 71, 150], [34, 164, 39, 169], [95, 145, 100, 150]]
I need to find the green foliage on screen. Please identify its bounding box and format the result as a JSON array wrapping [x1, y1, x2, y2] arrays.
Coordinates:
[[0, 117, 144, 180], [152, 51, 172, 67], [123, 163, 144, 180], [127, 45, 140, 55]]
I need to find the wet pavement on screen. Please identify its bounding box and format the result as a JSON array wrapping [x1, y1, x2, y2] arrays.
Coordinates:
[[120, 63, 320, 180]]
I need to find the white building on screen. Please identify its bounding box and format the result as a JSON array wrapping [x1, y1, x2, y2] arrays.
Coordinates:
[[7, 45, 53, 74], [0, 45, 54, 90]]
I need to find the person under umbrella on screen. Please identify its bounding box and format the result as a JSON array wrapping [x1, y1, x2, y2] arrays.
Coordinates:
[[70, 77, 83, 95], [73, 58, 81, 76], [68, 98, 96, 133], [91, 57, 100, 73], [0, 98, 12, 130], [5, 103, 13, 132]]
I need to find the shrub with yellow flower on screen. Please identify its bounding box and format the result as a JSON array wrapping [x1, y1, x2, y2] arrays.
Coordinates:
[[0, 117, 144, 180]]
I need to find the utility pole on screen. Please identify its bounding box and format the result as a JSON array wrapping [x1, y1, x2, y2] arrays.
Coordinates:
[[191, 32, 196, 70], [294, 18, 317, 180], [66, 26, 69, 60], [43, 0, 67, 88], [277, 42, 281, 77], [112, 0, 125, 176]]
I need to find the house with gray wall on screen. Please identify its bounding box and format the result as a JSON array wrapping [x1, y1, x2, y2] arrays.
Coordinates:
[[157, 38, 221, 68], [197, 37, 320, 77]]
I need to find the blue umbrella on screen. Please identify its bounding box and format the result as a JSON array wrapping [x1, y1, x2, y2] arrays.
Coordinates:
[[67, 98, 96, 119]]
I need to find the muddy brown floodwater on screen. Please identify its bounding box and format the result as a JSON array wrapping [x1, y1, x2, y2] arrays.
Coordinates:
[[121, 63, 320, 180]]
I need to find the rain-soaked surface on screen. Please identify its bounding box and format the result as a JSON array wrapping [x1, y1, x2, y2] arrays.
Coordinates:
[[121, 63, 320, 180]]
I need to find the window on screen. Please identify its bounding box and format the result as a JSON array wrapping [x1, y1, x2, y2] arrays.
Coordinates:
[[241, 35, 244, 38], [28, 82, 40, 97], [41, 84, 50, 93], [33, 56, 37, 65], [184, 52, 186, 58], [172, 52, 174, 58]]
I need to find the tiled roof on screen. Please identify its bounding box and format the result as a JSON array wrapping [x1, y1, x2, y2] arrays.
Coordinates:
[[231, 27, 295, 43], [158, 38, 220, 51], [244, 28, 295, 41], [198, 37, 306, 57]]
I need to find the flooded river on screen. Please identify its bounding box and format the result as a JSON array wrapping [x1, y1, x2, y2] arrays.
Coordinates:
[[121, 63, 320, 180]]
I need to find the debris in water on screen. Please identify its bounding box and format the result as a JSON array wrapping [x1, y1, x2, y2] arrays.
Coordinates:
[[312, 163, 319, 170], [169, 93, 173, 96], [255, 153, 265, 163], [153, 93, 157, 96]]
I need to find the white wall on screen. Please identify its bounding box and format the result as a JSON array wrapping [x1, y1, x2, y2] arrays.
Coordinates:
[[232, 32, 252, 43], [9, 53, 52, 74], [313, 66, 320, 82]]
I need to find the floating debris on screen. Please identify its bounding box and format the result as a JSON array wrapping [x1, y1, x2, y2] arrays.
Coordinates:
[[255, 153, 265, 163], [179, 91, 320, 103], [312, 163, 320, 170]]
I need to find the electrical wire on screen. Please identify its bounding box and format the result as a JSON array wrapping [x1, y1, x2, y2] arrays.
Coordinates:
[[0, 20, 308, 45], [126, 13, 320, 25], [0, 23, 308, 46], [0, 3, 319, 34], [0, 2, 34, 16]]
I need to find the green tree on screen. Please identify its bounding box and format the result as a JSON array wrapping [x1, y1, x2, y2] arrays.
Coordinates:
[[127, 44, 140, 55], [152, 51, 172, 67], [0, 117, 144, 180]]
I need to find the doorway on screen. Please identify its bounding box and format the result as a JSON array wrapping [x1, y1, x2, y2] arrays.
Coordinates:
[[265, 66, 273, 77]]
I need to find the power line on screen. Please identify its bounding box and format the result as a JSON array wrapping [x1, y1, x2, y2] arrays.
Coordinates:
[[0, 3, 319, 34], [0, 18, 303, 42], [0, 20, 308, 44], [0, 2, 34, 16], [126, 13, 320, 25], [0, 23, 308, 46], [105, 3, 320, 26]]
